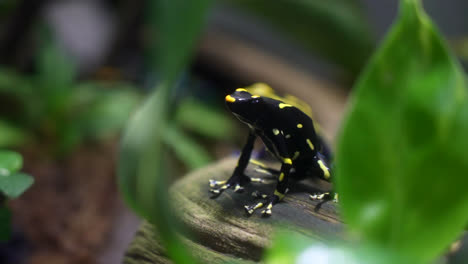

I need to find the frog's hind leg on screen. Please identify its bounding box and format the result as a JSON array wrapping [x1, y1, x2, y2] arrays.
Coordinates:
[[249, 159, 280, 180], [307, 154, 338, 203]]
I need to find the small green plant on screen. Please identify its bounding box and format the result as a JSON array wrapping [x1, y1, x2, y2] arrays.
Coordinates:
[[0, 32, 141, 154], [0, 150, 33, 241]]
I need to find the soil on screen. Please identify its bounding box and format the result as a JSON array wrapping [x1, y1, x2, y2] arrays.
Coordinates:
[[9, 141, 119, 264]]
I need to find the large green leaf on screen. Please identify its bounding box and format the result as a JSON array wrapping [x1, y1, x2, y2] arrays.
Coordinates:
[[119, 1, 213, 262], [263, 232, 410, 264], [336, 0, 468, 262]]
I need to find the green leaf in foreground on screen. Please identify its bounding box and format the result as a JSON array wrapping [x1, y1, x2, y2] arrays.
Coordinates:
[[336, 0, 468, 262], [118, 85, 195, 264], [264, 232, 410, 264]]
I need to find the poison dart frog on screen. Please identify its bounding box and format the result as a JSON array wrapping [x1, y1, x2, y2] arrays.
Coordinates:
[[210, 83, 337, 216]]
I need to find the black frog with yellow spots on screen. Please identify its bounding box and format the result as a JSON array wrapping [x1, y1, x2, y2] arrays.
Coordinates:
[[210, 84, 335, 216]]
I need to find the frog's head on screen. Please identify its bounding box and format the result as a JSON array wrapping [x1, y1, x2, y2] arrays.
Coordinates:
[[225, 88, 265, 125]]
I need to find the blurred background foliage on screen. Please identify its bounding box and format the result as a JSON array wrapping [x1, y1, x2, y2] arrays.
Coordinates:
[[0, 0, 468, 263]]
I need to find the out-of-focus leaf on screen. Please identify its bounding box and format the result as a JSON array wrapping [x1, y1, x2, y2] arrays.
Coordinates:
[[0, 205, 11, 241], [119, 0, 213, 262], [72, 83, 141, 140], [118, 84, 195, 264], [0, 172, 33, 198], [149, 0, 213, 81], [264, 232, 411, 264], [336, 0, 468, 262], [0, 121, 27, 147], [228, 0, 374, 77], [162, 124, 212, 170], [36, 30, 76, 116], [0, 150, 22, 176], [174, 98, 235, 140]]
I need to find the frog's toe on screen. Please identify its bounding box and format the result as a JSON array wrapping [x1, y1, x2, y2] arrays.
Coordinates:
[[244, 202, 265, 215], [210, 184, 230, 196], [209, 179, 227, 188], [234, 184, 245, 193], [261, 203, 273, 217], [309, 192, 329, 200], [249, 177, 266, 183]]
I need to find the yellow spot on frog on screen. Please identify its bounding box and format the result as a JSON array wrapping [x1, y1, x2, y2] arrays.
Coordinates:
[[225, 95, 236, 102], [254, 203, 263, 209], [236, 88, 248, 92], [306, 139, 315, 150], [279, 103, 293, 109], [251, 95, 260, 98], [279, 172, 285, 181], [250, 159, 267, 168], [283, 158, 292, 165], [292, 151, 300, 160], [274, 190, 285, 200], [273, 128, 280, 135], [297, 124, 303, 128], [318, 160, 330, 179]]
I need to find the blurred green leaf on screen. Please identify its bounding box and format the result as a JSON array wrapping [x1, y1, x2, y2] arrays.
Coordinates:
[[119, 84, 196, 263], [228, 0, 374, 76], [119, 0, 213, 262], [73, 83, 141, 140], [0, 172, 33, 199], [174, 98, 236, 140], [0, 121, 27, 147], [264, 232, 413, 264], [0, 205, 11, 242], [336, 0, 468, 262], [36, 30, 76, 117], [163, 124, 212, 170], [150, 0, 212, 81], [0, 150, 23, 175]]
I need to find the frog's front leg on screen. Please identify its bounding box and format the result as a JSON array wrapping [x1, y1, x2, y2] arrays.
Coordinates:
[[245, 129, 292, 216], [210, 131, 256, 196]]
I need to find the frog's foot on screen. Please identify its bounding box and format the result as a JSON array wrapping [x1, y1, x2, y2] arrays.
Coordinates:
[[309, 192, 339, 203], [244, 195, 279, 217], [209, 179, 227, 188], [209, 175, 251, 196]]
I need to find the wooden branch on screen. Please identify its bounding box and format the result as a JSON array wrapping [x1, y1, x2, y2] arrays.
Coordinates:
[[124, 158, 343, 264]]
